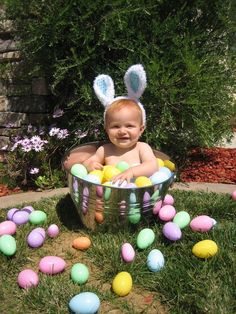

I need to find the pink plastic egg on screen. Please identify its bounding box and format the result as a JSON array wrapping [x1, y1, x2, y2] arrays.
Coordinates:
[[39, 256, 66, 274], [7, 208, 19, 220], [17, 269, 39, 289], [231, 190, 236, 201], [163, 222, 182, 241], [0, 220, 17, 236], [47, 224, 59, 238], [12, 210, 29, 225], [190, 215, 215, 232], [159, 205, 176, 221], [27, 227, 46, 248], [121, 243, 135, 263], [163, 194, 174, 205], [153, 200, 162, 214]]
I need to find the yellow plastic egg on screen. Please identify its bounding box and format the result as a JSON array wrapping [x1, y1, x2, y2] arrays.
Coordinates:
[[135, 176, 152, 187], [112, 271, 132, 296], [156, 158, 164, 168], [89, 169, 103, 181], [164, 160, 176, 171], [72, 236, 91, 250], [192, 239, 218, 258], [103, 166, 121, 182]]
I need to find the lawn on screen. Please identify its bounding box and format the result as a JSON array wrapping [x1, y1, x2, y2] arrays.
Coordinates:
[[0, 190, 235, 314]]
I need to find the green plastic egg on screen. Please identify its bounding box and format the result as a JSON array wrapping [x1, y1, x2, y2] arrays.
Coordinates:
[[29, 210, 47, 225], [137, 228, 155, 249], [173, 211, 191, 229], [128, 206, 141, 224], [116, 161, 129, 172], [0, 234, 16, 256], [71, 263, 89, 284], [71, 163, 88, 178]]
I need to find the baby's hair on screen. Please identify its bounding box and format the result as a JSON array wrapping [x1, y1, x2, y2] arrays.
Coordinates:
[[105, 99, 143, 125]]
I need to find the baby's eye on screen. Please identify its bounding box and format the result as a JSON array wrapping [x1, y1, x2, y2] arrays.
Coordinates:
[[127, 125, 135, 128]]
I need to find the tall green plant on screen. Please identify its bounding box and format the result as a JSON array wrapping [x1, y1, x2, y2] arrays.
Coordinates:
[[3, 0, 236, 160]]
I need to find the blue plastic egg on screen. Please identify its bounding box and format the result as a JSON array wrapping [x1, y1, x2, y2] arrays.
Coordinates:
[[159, 166, 172, 178], [150, 171, 169, 184], [83, 174, 101, 184], [147, 249, 165, 272], [69, 292, 100, 314]]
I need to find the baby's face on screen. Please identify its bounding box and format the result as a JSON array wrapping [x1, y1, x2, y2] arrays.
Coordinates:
[[105, 106, 144, 149]]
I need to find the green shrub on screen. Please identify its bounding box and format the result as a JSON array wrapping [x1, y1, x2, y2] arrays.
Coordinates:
[[3, 0, 236, 161]]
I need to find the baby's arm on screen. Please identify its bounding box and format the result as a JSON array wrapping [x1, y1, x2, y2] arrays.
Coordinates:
[[83, 146, 105, 172], [112, 143, 158, 183]]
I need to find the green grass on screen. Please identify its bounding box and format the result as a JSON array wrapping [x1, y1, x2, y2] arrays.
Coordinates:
[[0, 190, 236, 314]]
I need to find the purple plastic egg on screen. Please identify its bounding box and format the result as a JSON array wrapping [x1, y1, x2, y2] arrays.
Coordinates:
[[12, 210, 29, 225], [125, 183, 137, 188], [39, 256, 66, 274], [0, 220, 17, 236], [27, 227, 46, 248], [21, 205, 35, 214], [7, 208, 19, 220], [159, 205, 176, 221], [163, 222, 182, 241], [17, 269, 39, 289], [190, 215, 215, 232], [47, 224, 59, 238], [153, 200, 162, 215]]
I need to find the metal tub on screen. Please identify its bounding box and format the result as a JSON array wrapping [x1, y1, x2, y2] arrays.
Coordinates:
[[63, 142, 176, 230]]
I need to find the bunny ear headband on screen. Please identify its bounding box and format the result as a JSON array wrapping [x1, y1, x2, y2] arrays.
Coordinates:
[[93, 64, 147, 125]]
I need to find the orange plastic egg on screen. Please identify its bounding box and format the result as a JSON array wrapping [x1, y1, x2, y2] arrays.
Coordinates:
[[72, 236, 91, 250], [95, 211, 104, 223]]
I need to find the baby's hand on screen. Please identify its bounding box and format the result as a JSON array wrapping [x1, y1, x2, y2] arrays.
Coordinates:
[[111, 168, 134, 184], [85, 161, 103, 172]]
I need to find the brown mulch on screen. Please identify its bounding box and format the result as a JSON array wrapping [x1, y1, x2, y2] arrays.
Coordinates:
[[180, 147, 236, 184], [0, 147, 235, 197]]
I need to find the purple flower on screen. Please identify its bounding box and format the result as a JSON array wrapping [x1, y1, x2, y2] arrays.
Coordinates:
[[49, 127, 60, 136], [32, 143, 44, 152], [53, 106, 64, 118], [31, 136, 41, 145], [29, 167, 39, 174], [27, 124, 37, 133], [75, 129, 88, 139], [57, 129, 69, 139]]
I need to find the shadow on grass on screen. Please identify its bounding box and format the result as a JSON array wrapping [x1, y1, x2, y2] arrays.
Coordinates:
[[56, 193, 86, 231]]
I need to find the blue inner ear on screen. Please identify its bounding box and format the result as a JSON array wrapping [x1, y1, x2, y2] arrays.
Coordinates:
[[129, 71, 139, 93], [97, 78, 108, 95]]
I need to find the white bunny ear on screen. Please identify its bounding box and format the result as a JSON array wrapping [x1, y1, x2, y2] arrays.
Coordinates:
[[93, 74, 115, 107], [124, 64, 147, 99]]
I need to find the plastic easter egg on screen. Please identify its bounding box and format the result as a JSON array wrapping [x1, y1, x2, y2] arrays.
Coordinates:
[[164, 160, 176, 171], [0, 220, 17, 236], [29, 210, 47, 225], [21, 205, 35, 214], [163, 222, 182, 241], [39, 256, 66, 274], [47, 224, 59, 238], [112, 271, 132, 296], [137, 228, 155, 249], [232, 190, 236, 200], [27, 227, 46, 248], [192, 240, 218, 258], [83, 174, 101, 184], [125, 182, 137, 188], [156, 158, 164, 168], [121, 243, 135, 263], [153, 200, 162, 214], [71, 163, 88, 178], [95, 211, 104, 223], [163, 194, 174, 205], [190, 215, 215, 232], [0, 234, 16, 256], [103, 166, 121, 182], [128, 206, 141, 224], [12, 210, 29, 225], [17, 269, 39, 289], [116, 161, 130, 172], [71, 263, 89, 284], [103, 182, 112, 201], [129, 192, 137, 204], [150, 189, 160, 202], [173, 211, 191, 229], [159, 166, 172, 178], [150, 171, 169, 185], [69, 292, 100, 314], [72, 236, 91, 250], [96, 185, 103, 197], [7, 208, 19, 220], [89, 169, 103, 181], [135, 176, 152, 187], [147, 249, 165, 272], [159, 205, 176, 221], [143, 191, 150, 203]]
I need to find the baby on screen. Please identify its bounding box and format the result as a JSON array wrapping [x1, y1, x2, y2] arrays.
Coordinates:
[[83, 64, 158, 183]]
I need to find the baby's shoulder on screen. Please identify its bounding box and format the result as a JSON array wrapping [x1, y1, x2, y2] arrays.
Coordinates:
[[137, 141, 152, 149]]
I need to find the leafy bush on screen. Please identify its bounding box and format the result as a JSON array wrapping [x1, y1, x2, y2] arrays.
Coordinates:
[[2, 0, 236, 184]]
